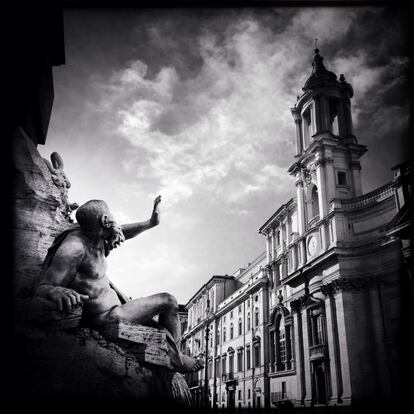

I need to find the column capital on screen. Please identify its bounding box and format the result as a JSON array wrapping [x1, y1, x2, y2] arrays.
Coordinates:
[[291, 106, 301, 122]]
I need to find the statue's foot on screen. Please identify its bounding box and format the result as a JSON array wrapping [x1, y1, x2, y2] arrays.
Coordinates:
[[176, 354, 204, 373]]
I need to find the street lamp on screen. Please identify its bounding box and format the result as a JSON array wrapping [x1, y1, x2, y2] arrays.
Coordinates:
[[204, 296, 211, 409]]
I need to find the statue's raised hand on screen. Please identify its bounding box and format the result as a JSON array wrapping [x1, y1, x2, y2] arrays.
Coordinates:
[[154, 195, 161, 209]]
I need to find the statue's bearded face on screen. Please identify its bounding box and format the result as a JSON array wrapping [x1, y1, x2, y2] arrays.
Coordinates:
[[104, 219, 125, 251]]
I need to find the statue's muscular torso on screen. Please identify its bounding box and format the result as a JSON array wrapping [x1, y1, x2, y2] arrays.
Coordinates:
[[41, 230, 122, 315]]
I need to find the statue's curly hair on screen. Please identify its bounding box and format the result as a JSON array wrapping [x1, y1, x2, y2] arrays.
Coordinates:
[[75, 200, 110, 228]]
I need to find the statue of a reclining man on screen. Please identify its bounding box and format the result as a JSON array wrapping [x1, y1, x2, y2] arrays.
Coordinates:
[[33, 195, 203, 373]]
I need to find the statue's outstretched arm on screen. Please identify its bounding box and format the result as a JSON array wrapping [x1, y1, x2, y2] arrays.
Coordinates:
[[35, 240, 88, 312], [121, 195, 161, 241]]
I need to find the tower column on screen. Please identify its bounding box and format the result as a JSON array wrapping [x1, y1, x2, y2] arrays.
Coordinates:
[[315, 157, 328, 218], [291, 107, 303, 156], [319, 95, 331, 131], [266, 233, 271, 263], [337, 100, 347, 137], [296, 179, 306, 235], [343, 98, 353, 136]]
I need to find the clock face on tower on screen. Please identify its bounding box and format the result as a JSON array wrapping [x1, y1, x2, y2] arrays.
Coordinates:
[[308, 235, 318, 256]]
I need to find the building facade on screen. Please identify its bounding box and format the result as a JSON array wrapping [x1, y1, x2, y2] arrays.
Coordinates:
[[181, 47, 411, 411]]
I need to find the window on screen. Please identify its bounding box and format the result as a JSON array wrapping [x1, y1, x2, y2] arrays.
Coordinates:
[[248, 389, 251, 399], [255, 295, 259, 302], [230, 323, 234, 340], [223, 315, 226, 323], [223, 327, 226, 343], [246, 346, 251, 369], [276, 230, 281, 247], [309, 308, 324, 346], [247, 299, 250, 308], [279, 320, 286, 369], [302, 107, 312, 147], [254, 342, 261, 367], [311, 185, 320, 219], [215, 358, 221, 378], [217, 329, 220, 345], [237, 349, 243, 372], [229, 354, 234, 374], [337, 171, 347, 186], [208, 360, 213, 379], [238, 318, 242, 336], [230, 311, 233, 319], [238, 305, 242, 313], [255, 308, 260, 327], [222, 356, 226, 375], [238, 390, 242, 400], [329, 98, 339, 136], [247, 313, 251, 331]]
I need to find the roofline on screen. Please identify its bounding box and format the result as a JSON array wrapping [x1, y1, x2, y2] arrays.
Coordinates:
[[235, 251, 266, 281], [258, 198, 295, 234], [184, 274, 234, 308]]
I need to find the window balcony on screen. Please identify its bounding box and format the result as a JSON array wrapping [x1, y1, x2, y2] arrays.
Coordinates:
[[222, 372, 235, 382], [271, 391, 291, 404], [309, 343, 326, 360]]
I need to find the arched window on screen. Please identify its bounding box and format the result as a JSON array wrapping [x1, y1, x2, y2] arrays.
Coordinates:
[[230, 323, 234, 340], [272, 313, 294, 372], [238, 318, 242, 336], [247, 313, 251, 331], [237, 347, 243, 371], [311, 185, 320, 219]]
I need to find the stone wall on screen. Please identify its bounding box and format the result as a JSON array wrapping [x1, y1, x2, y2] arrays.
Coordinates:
[[12, 126, 76, 296]]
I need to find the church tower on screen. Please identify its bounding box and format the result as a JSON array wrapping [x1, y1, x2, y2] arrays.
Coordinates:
[[288, 44, 367, 237]]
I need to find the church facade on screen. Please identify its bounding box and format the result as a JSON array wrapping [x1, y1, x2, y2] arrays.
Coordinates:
[[181, 47, 410, 411]]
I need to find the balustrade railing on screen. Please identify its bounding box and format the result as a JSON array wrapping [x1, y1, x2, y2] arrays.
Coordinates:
[[339, 182, 394, 211]]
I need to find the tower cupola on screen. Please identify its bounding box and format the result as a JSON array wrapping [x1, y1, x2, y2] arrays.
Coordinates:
[[290, 43, 357, 158], [288, 42, 368, 232]]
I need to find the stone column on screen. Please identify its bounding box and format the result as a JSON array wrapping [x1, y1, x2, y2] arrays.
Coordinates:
[[292, 302, 306, 405], [296, 179, 306, 235], [319, 95, 331, 131], [351, 161, 363, 197], [266, 233, 271, 264], [337, 99, 347, 138], [299, 238, 306, 267], [291, 107, 303, 156], [315, 156, 328, 219], [343, 98, 353, 136], [280, 218, 286, 253]]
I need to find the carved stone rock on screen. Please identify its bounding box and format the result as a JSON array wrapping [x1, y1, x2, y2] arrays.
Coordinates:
[[100, 321, 173, 369]]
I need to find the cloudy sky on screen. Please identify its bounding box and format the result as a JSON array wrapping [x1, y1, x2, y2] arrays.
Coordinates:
[[39, 6, 411, 304]]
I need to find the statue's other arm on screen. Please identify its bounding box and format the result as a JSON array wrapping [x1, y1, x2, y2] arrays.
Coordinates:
[[121, 195, 161, 241], [35, 240, 89, 312]]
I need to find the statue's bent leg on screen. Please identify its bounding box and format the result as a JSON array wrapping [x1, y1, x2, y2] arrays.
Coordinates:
[[107, 292, 181, 342]]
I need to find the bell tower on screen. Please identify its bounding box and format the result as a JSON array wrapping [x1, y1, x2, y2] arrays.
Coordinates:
[[288, 43, 367, 236]]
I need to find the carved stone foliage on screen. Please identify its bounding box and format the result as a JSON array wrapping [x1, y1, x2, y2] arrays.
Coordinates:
[[302, 166, 316, 186]]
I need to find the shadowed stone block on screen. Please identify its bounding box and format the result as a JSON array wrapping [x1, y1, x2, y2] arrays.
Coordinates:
[[15, 297, 83, 330]]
